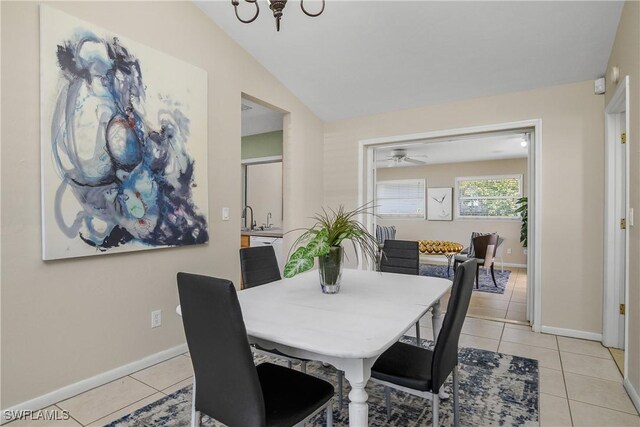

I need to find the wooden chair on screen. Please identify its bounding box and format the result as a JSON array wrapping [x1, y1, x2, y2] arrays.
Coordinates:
[[453, 234, 498, 288]]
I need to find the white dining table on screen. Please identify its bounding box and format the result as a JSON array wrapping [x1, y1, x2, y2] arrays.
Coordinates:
[[235, 268, 451, 427]]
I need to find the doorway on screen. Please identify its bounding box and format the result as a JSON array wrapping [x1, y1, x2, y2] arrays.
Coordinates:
[[358, 120, 542, 331], [240, 95, 286, 273], [603, 76, 630, 377]]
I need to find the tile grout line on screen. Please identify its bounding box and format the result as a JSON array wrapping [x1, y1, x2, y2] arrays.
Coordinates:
[[129, 372, 194, 397], [128, 374, 165, 393], [560, 369, 625, 385], [79, 390, 161, 427], [559, 348, 616, 361], [497, 321, 506, 351], [53, 404, 84, 427], [558, 337, 575, 426], [566, 397, 640, 417]]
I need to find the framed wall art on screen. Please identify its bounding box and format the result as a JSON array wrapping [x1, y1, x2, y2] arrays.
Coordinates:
[[40, 6, 209, 260], [427, 187, 453, 221]]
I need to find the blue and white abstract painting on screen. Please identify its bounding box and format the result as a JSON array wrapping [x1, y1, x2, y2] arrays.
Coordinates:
[[40, 6, 209, 260]]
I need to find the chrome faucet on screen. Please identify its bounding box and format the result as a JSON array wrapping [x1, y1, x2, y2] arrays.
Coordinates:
[[242, 205, 255, 230], [266, 212, 272, 229]]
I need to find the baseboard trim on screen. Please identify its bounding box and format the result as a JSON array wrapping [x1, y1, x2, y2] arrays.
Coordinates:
[[540, 325, 602, 342], [624, 378, 640, 413], [419, 255, 526, 269], [1, 343, 188, 424]]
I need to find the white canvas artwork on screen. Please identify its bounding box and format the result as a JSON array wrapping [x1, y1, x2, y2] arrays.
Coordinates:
[[40, 6, 209, 260], [427, 188, 453, 221]]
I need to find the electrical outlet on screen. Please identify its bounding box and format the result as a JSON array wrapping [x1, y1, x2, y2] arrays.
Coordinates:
[[151, 310, 162, 328], [507, 248, 512, 255], [222, 207, 230, 221]]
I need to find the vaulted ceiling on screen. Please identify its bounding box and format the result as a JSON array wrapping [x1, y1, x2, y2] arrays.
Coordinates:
[[198, 1, 623, 121]]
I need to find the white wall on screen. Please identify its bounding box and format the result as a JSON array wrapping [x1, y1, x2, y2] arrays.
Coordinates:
[[0, 1, 324, 409]]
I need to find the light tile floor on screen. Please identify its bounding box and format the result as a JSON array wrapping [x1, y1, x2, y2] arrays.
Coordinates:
[[611, 348, 626, 375], [7, 268, 639, 426], [432, 265, 528, 322]]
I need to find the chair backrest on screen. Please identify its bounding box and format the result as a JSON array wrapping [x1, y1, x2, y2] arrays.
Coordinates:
[[471, 234, 498, 263], [240, 246, 282, 289], [431, 259, 477, 391], [379, 240, 419, 275], [177, 273, 266, 426], [468, 231, 503, 256]]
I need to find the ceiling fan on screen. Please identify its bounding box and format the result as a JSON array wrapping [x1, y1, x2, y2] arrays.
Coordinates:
[[381, 149, 428, 167]]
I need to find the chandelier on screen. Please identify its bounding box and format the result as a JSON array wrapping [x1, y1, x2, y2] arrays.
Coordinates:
[[231, 0, 325, 32]]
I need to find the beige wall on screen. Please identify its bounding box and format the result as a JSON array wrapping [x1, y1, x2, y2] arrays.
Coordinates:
[[605, 0, 640, 402], [325, 80, 604, 335], [377, 158, 527, 265], [0, 1, 324, 408]]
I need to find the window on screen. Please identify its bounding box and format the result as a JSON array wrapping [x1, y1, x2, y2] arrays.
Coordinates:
[[376, 179, 425, 218], [455, 175, 522, 219]]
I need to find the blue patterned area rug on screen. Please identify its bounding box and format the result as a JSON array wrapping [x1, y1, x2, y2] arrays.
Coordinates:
[[420, 263, 510, 294], [107, 337, 538, 427]]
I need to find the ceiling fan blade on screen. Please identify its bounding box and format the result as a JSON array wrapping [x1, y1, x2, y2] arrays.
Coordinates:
[[403, 157, 426, 165]]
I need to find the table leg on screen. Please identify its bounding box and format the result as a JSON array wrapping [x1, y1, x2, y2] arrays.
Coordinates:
[[432, 299, 444, 339], [446, 254, 453, 277], [431, 299, 449, 400], [342, 359, 374, 427]]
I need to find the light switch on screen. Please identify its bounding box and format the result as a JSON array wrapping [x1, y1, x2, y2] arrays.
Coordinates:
[[222, 207, 230, 221], [629, 208, 634, 227]]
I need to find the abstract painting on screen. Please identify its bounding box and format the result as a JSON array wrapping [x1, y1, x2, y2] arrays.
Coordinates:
[[427, 187, 453, 221], [40, 6, 209, 260]]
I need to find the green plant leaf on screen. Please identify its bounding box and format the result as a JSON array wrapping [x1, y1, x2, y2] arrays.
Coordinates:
[[306, 229, 330, 258], [285, 202, 381, 271], [283, 247, 315, 278]]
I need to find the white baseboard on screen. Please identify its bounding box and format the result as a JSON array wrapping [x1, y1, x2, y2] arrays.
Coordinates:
[[540, 325, 602, 342], [419, 255, 526, 269], [1, 343, 188, 424], [624, 378, 640, 413]]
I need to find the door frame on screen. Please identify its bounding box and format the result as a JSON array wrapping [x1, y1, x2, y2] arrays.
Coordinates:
[[357, 119, 543, 332], [603, 76, 630, 372]]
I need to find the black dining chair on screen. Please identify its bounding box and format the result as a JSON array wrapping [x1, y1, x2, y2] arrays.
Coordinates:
[[379, 240, 423, 343], [177, 272, 335, 427], [240, 246, 345, 407], [240, 246, 307, 370], [240, 245, 282, 289], [370, 259, 477, 427], [453, 233, 499, 288], [379, 239, 420, 275]]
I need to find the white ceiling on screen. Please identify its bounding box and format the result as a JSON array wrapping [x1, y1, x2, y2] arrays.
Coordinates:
[[375, 133, 528, 168], [241, 98, 284, 136], [198, 1, 623, 121]]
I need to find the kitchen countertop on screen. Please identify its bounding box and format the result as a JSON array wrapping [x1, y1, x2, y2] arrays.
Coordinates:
[[241, 228, 284, 238]]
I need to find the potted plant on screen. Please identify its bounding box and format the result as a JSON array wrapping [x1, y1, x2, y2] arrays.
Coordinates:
[[283, 204, 379, 294], [515, 196, 528, 249]]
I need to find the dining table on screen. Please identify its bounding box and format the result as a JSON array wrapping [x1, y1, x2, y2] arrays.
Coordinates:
[[208, 268, 452, 427]]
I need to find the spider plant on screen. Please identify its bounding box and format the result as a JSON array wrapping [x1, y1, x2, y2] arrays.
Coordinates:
[[283, 203, 379, 279]]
